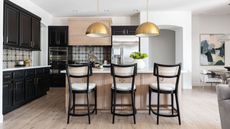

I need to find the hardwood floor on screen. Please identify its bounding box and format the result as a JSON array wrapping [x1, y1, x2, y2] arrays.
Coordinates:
[[2, 87, 221, 129]]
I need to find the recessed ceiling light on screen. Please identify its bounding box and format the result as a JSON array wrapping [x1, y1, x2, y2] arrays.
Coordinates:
[[104, 10, 110, 13], [133, 9, 139, 12]]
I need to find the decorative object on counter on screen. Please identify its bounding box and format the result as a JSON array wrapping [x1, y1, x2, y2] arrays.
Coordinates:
[[135, 0, 160, 37], [24, 59, 31, 67], [200, 34, 225, 66], [88, 51, 98, 63], [15, 60, 25, 67], [130, 52, 148, 69], [85, 0, 109, 37]]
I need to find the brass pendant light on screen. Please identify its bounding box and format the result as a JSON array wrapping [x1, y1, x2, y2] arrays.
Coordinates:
[[136, 0, 160, 37], [86, 0, 109, 37]]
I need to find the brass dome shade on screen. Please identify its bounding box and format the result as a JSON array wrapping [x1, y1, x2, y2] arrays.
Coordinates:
[[86, 22, 109, 38], [136, 22, 160, 37]]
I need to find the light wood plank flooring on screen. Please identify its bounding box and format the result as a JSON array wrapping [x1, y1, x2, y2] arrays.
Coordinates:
[[1, 87, 221, 129]]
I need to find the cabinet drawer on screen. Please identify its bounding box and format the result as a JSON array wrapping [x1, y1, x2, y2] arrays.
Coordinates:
[[36, 68, 44, 75], [44, 68, 50, 74], [25, 69, 35, 77], [3, 72, 13, 81], [13, 70, 24, 79]]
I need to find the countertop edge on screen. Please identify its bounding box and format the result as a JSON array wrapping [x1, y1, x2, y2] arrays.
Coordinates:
[[60, 68, 187, 74], [3, 65, 51, 72]]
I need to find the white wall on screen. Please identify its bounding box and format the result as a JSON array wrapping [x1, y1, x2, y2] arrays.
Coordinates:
[[40, 23, 48, 66], [51, 15, 140, 26], [140, 11, 192, 89], [9, 0, 53, 25], [192, 15, 230, 86], [149, 29, 176, 67], [175, 28, 183, 64], [0, 0, 4, 123]]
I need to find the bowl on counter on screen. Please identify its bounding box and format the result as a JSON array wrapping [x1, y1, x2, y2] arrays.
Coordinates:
[[15, 60, 25, 67]]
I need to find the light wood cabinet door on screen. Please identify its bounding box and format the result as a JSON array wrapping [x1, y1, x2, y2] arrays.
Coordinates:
[[68, 18, 112, 46]]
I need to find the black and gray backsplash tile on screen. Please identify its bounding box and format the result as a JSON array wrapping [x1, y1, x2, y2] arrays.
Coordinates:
[[3, 48, 32, 68], [70, 46, 111, 64]]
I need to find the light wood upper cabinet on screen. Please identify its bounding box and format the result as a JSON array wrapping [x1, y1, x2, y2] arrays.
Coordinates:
[[68, 18, 112, 46]]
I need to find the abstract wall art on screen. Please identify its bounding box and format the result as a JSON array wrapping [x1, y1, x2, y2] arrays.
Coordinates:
[[200, 34, 225, 66]]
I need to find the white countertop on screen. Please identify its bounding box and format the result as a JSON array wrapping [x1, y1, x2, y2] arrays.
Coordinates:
[[3, 65, 51, 72], [61, 67, 187, 74]]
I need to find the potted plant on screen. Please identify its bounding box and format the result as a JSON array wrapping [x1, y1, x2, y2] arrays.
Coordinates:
[[130, 52, 148, 69]]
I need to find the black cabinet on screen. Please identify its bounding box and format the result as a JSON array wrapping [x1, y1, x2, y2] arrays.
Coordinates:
[[32, 17, 41, 50], [35, 68, 50, 96], [25, 69, 35, 101], [3, 72, 14, 114], [3, 0, 41, 50], [19, 12, 32, 48], [3, 67, 50, 114], [112, 26, 137, 35], [48, 26, 68, 47], [14, 78, 25, 107], [25, 77, 35, 101], [51, 74, 65, 87], [3, 4, 19, 46]]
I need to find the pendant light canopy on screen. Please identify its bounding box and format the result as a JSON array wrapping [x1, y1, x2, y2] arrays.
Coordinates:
[[86, 0, 109, 37], [136, 0, 160, 37]]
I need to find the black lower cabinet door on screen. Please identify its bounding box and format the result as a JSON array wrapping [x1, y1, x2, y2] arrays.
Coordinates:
[[3, 81, 14, 114], [14, 79, 25, 107], [44, 68, 50, 92], [36, 77, 45, 97], [25, 77, 35, 101]]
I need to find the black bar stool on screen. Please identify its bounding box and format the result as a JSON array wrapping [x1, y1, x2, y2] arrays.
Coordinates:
[[111, 63, 137, 124], [66, 63, 97, 124], [149, 63, 181, 125]]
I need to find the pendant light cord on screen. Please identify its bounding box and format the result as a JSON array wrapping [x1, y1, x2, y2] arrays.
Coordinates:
[[146, 0, 149, 22], [97, 0, 99, 15]]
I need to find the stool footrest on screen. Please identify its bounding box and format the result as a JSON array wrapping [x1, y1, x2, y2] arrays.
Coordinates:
[[69, 110, 95, 116], [149, 105, 179, 117]]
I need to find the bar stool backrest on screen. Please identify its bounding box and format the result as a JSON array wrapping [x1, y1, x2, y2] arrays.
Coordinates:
[[66, 63, 92, 92], [67, 64, 92, 78], [111, 63, 137, 91], [154, 63, 181, 91]]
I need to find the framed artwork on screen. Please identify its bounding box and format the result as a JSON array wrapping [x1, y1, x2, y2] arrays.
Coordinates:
[[200, 34, 225, 66]]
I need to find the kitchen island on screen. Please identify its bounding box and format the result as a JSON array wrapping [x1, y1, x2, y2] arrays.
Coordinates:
[[63, 68, 183, 111]]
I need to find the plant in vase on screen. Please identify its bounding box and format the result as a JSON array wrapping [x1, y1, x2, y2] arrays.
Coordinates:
[[130, 52, 148, 69]]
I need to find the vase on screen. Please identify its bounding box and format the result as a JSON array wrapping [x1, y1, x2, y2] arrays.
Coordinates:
[[133, 59, 145, 69]]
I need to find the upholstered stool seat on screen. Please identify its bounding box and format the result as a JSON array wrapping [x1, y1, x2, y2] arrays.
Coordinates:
[[112, 83, 136, 91], [72, 83, 96, 91], [150, 83, 175, 91]]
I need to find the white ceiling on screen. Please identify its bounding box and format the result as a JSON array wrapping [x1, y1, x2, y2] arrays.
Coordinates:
[[29, 0, 230, 17]]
